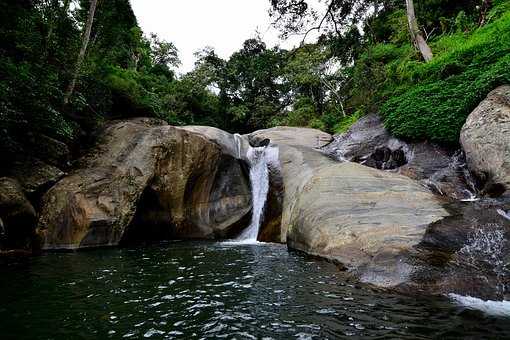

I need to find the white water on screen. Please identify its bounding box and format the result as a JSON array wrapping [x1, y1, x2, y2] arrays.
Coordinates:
[[448, 225, 510, 315], [233, 143, 278, 244], [449, 294, 510, 317], [497, 209, 510, 221]]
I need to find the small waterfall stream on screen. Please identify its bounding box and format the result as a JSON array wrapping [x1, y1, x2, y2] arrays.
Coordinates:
[[235, 144, 276, 243]]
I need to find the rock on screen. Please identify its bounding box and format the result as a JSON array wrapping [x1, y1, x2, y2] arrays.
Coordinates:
[[37, 119, 251, 250], [276, 145, 336, 243], [9, 159, 65, 198], [461, 85, 510, 196], [248, 126, 332, 149], [0, 177, 37, 250], [322, 114, 392, 161], [323, 114, 477, 200], [282, 153, 449, 287], [272, 134, 509, 297], [180, 125, 250, 160], [250, 138, 270, 148], [407, 198, 510, 300]]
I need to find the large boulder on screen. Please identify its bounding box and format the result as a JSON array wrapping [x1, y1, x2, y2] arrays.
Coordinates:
[[322, 114, 392, 161], [271, 132, 510, 297], [37, 119, 251, 250], [279, 147, 450, 286], [180, 125, 284, 242], [0, 177, 37, 250], [9, 159, 65, 198], [461, 85, 510, 196]]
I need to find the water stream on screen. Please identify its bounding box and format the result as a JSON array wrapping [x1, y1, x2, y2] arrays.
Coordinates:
[[234, 143, 278, 243]]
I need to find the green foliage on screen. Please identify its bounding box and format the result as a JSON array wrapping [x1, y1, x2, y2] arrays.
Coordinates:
[[2, 0, 509, 171], [333, 111, 362, 134], [381, 6, 510, 144]]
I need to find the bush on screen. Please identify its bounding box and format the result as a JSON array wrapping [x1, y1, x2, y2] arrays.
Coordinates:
[[380, 5, 510, 144]]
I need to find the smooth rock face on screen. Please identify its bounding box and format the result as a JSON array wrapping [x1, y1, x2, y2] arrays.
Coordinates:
[[248, 126, 333, 149], [282, 155, 449, 286], [257, 130, 450, 288], [180, 126, 251, 161], [461, 85, 510, 196], [0, 177, 37, 250], [37, 119, 251, 250]]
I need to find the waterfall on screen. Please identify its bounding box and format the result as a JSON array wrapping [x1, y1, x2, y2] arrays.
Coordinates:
[[235, 143, 278, 243]]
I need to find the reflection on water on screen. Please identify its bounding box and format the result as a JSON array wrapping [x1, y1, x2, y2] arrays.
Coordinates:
[[1, 242, 510, 339]]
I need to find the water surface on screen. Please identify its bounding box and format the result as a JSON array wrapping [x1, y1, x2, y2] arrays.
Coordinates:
[[1, 242, 509, 339]]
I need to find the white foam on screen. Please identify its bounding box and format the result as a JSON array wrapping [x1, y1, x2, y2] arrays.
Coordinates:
[[222, 240, 264, 246], [234, 144, 278, 243], [497, 209, 510, 221], [449, 294, 510, 317]]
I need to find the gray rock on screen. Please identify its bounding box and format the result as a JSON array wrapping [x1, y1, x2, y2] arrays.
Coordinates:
[[461, 85, 510, 196], [322, 114, 391, 161], [323, 114, 477, 200], [278, 147, 449, 287], [407, 198, 510, 300], [247, 126, 333, 149]]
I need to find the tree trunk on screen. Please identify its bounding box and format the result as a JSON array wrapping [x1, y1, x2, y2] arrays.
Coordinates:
[[479, 0, 493, 26], [63, 0, 98, 105], [405, 0, 433, 62]]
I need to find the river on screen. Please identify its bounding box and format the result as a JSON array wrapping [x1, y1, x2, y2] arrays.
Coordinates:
[[1, 242, 509, 339]]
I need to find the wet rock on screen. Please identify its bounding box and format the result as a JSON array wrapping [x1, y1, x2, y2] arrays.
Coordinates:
[[0, 177, 37, 250], [461, 85, 510, 196], [362, 146, 407, 170], [37, 119, 251, 250], [322, 114, 476, 200], [183, 126, 286, 243], [407, 198, 510, 300], [322, 114, 391, 161], [250, 138, 270, 148]]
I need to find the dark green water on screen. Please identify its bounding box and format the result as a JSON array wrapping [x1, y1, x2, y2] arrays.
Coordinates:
[[1, 242, 509, 339]]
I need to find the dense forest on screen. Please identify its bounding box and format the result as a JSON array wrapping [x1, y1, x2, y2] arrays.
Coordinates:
[[1, 0, 509, 171]]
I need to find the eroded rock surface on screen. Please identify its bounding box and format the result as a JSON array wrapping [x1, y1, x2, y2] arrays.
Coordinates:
[[461, 85, 510, 196], [37, 119, 251, 250], [323, 114, 476, 200]]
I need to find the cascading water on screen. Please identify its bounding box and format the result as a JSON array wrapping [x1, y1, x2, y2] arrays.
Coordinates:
[[234, 144, 278, 243], [448, 224, 510, 316]]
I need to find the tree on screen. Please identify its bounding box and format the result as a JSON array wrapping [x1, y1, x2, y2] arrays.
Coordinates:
[[149, 33, 180, 68], [405, 0, 432, 61], [63, 0, 98, 105]]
